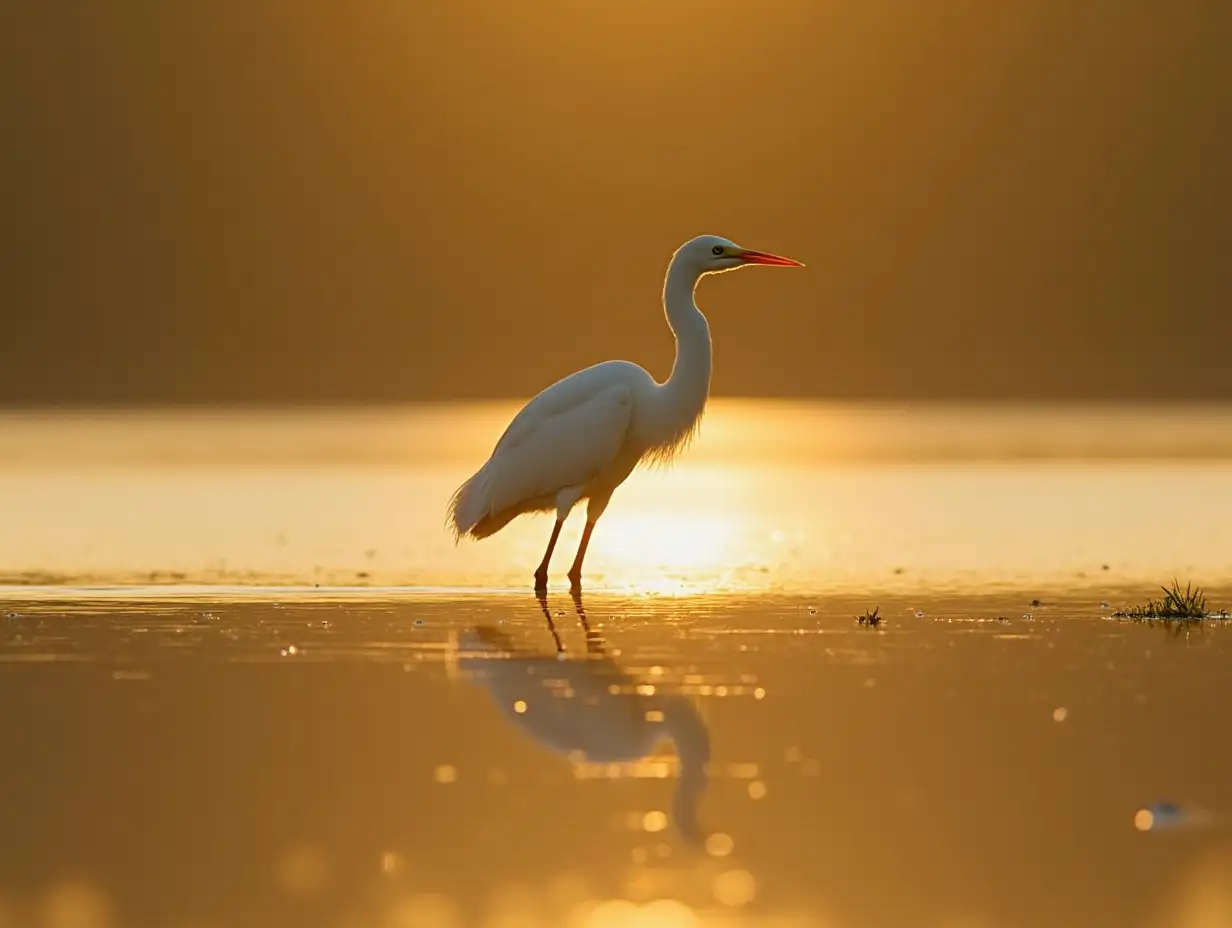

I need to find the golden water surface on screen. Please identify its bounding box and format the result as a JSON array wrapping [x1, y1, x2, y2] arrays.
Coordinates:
[[3, 401, 1232, 594], [1, 402, 1230, 927]]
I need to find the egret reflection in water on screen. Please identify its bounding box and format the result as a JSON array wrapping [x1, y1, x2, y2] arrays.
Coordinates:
[[456, 592, 711, 842]]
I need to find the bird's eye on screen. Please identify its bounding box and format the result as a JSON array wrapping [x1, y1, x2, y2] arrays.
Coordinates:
[[711, 245, 725, 256]]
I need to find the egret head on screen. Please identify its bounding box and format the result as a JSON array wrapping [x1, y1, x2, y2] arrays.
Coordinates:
[[674, 234, 804, 276]]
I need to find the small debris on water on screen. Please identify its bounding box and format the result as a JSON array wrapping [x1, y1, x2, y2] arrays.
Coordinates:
[[856, 607, 882, 628], [1134, 801, 1213, 832]]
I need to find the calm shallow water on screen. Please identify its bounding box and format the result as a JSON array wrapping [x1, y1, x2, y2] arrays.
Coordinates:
[[0, 590, 1230, 928], [3, 403, 1232, 926], [3, 401, 1232, 593]]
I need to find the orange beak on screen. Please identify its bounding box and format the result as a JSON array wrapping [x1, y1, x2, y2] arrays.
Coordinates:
[[738, 249, 805, 268]]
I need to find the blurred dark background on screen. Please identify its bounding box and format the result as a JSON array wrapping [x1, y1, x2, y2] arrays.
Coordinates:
[[3, 1, 1229, 405]]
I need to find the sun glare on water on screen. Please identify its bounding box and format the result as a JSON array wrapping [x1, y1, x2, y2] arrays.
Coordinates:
[[591, 512, 739, 577], [5, 403, 1232, 594]]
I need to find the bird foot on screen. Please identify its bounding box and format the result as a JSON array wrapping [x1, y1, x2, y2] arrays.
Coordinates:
[[567, 571, 582, 592], [533, 570, 549, 593]]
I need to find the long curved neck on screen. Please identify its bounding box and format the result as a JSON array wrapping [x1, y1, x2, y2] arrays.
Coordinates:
[[659, 258, 713, 420]]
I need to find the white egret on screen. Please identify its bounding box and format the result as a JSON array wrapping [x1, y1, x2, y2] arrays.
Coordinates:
[[447, 234, 803, 591]]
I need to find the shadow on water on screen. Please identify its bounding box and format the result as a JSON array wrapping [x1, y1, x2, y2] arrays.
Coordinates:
[[456, 591, 712, 844]]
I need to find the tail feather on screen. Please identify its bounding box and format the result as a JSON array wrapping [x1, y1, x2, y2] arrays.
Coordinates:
[[446, 466, 491, 541], [447, 464, 556, 541]]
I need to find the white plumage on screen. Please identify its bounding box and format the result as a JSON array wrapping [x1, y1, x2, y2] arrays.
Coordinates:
[[448, 369, 635, 539], [446, 234, 803, 590]]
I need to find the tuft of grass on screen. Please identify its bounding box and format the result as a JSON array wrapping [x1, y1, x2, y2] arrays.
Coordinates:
[[856, 606, 882, 628], [1114, 580, 1209, 620]]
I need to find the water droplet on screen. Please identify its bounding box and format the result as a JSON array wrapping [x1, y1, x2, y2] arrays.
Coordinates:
[[705, 832, 735, 857], [747, 781, 768, 800], [712, 869, 757, 906], [1053, 707, 1069, 722], [433, 764, 457, 784], [642, 810, 668, 833], [753, 687, 766, 700], [513, 700, 527, 714]]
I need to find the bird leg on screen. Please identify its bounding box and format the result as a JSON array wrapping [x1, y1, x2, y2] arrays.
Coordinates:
[[566, 521, 596, 591], [533, 518, 564, 593]]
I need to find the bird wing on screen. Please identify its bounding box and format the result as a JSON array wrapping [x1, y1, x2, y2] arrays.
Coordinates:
[[482, 375, 634, 517], [491, 362, 640, 455]]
